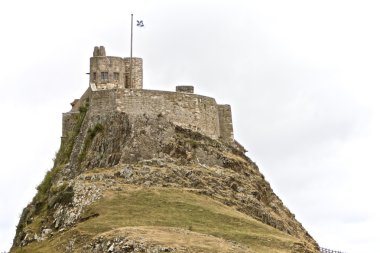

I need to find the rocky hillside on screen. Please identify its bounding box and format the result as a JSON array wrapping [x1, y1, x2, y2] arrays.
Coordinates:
[[11, 101, 320, 253]]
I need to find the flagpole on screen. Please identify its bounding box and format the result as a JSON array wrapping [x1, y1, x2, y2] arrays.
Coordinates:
[[130, 13, 133, 88]]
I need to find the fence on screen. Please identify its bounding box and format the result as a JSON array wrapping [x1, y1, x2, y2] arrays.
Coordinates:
[[320, 247, 346, 253]]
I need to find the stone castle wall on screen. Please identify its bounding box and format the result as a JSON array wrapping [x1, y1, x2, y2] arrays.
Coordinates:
[[218, 105, 234, 142], [90, 55, 143, 90], [63, 46, 234, 144], [63, 87, 234, 143], [90, 56, 125, 90], [123, 58, 143, 89], [89, 89, 222, 140]]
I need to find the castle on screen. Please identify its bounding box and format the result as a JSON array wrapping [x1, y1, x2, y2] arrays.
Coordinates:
[[12, 46, 321, 253], [63, 46, 235, 145]]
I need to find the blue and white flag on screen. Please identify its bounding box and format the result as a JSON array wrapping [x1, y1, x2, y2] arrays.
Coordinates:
[[137, 20, 144, 27]]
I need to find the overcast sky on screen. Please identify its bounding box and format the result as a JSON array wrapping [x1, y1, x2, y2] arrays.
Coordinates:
[[1, 1, 379, 252]]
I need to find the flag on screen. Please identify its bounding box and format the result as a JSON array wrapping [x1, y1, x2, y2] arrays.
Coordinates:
[[137, 20, 144, 27]]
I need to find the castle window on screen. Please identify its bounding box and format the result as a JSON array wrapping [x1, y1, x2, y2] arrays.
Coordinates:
[[113, 72, 119, 81], [93, 72, 96, 82], [125, 74, 131, 88], [101, 72, 108, 81]]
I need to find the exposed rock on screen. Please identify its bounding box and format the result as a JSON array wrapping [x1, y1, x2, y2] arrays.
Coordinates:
[[11, 56, 320, 252]]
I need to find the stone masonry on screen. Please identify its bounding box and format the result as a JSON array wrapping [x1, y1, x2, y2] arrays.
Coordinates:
[[63, 46, 235, 145]]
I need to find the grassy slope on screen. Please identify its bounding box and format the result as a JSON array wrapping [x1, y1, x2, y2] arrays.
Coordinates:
[[12, 187, 303, 253]]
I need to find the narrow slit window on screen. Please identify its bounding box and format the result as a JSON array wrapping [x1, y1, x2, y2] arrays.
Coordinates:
[[125, 74, 130, 88], [113, 72, 119, 81], [93, 72, 96, 82]]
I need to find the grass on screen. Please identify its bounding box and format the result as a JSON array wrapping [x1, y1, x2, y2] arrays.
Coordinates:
[[25, 101, 88, 214], [13, 101, 90, 246], [12, 187, 305, 253], [83, 188, 299, 252], [54, 100, 88, 166]]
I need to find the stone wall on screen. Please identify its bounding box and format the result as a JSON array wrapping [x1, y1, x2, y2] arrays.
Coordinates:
[[89, 89, 222, 140], [89, 46, 143, 90], [123, 58, 143, 89], [218, 105, 234, 142], [89, 90, 118, 113], [63, 87, 235, 143], [90, 56, 125, 90], [66, 46, 234, 143]]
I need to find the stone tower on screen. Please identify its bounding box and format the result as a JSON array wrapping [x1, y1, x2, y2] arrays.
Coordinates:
[[90, 46, 143, 90]]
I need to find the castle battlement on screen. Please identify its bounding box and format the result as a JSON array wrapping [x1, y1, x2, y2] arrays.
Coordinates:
[[63, 46, 234, 144]]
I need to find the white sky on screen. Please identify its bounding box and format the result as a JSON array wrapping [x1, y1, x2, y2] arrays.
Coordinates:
[[1, 1, 379, 252]]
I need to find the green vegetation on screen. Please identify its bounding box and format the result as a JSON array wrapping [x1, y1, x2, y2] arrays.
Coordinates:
[[12, 188, 302, 253], [77, 123, 104, 166], [54, 99, 89, 166], [13, 164, 69, 246], [79, 188, 299, 252], [13, 100, 90, 246], [35, 166, 62, 202], [34, 99, 89, 204], [47, 185, 74, 208]]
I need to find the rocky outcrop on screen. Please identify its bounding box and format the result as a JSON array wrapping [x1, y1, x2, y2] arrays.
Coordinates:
[[83, 227, 253, 253], [11, 107, 319, 253]]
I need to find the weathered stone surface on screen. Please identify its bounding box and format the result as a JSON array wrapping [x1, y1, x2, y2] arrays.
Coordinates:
[[175, 85, 194, 93], [90, 46, 142, 90], [12, 112, 319, 252], [72, 47, 235, 144], [83, 227, 252, 253], [63, 88, 237, 151], [99, 46, 106, 56]]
